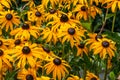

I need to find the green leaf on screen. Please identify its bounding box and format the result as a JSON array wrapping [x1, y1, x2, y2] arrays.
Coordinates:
[[81, 22, 91, 31], [106, 13, 115, 20]]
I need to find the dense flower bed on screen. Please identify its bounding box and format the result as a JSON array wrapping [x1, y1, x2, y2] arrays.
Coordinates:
[[0, 0, 120, 80]]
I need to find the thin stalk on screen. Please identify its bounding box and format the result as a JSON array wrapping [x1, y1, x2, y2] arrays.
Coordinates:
[[99, 8, 109, 34], [112, 12, 117, 32]]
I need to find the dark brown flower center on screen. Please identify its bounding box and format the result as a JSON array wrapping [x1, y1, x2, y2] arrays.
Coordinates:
[[0, 49, 3, 56], [49, 9, 56, 14], [78, 43, 85, 48], [68, 28, 75, 35], [5, 13, 13, 20], [102, 41, 109, 48], [91, 77, 97, 80], [95, 35, 103, 41], [42, 47, 50, 53], [53, 58, 61, 65], [22, 23, 30, 30], [26, 74, 34, 80], [81, 6, 88, 11], [22, 46, 31, 54], [0, 40, 3, 46], [35, 11, 41, 17], [60, 14, 69, 22], [14, 39, 21, 45]]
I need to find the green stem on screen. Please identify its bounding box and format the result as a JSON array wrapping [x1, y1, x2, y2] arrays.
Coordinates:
[[104, 57, 108, 80], [111, 12, 117, 32], [99, 8, 108, 34], [83, 64, 86, 80]]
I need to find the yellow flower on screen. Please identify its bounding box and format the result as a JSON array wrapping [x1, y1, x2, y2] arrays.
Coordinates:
[[90, 38, 116, 59], [89, 6, 102, 19], [103, 0, 120, 12], [47, 12, 80, 32], [58, 26, 85, 48], [17, 68, 37, 80], [45, 8, 61, 21], [7, 38, 27, 49], [13, 42, 44, 68], [86, 33, 106, 45], [10, 22, 40, 40], [67, 75, 83, 80], [73, 4, 89, 20], [44, 57, 71, 80], [75, 42, 88, 56], [27, 6, 45, 27], [0, 48, 13, 71], [41, 27, 58, 44], [41, 46, 57, 58], [0, 10, 20, 31], [86, 71, 100, 80]]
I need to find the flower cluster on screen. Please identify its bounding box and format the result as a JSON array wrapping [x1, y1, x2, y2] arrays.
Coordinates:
[[0, 0, 119, 80]]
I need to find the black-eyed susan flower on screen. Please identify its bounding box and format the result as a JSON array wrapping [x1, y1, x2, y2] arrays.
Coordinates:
[[42, 46, 57, 58], [103, 0, 120, 12], [47, 12, 80, 31], [10, 22, 40, 40], [90, 38, 116, 59], [58, 26, 85, 48], [37, 45, 57, 59], [27, 6, 45, 27], [7, 38, 27, 49], [13, 42, 44, 68], [73, 4, 89, 20], [41, 27, 58, 44], [75, 42, 88, 56], [0, 10, 20, 31], [67, 75, 83, 80], [89, 6, 102, 19], [0, 48, 13, 71], [86, 33, 106, 45], [17, 68, 38, 80], [44, 57, 71, 80], [86, 71, 100, 80], [45, 8, 61, 21]]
